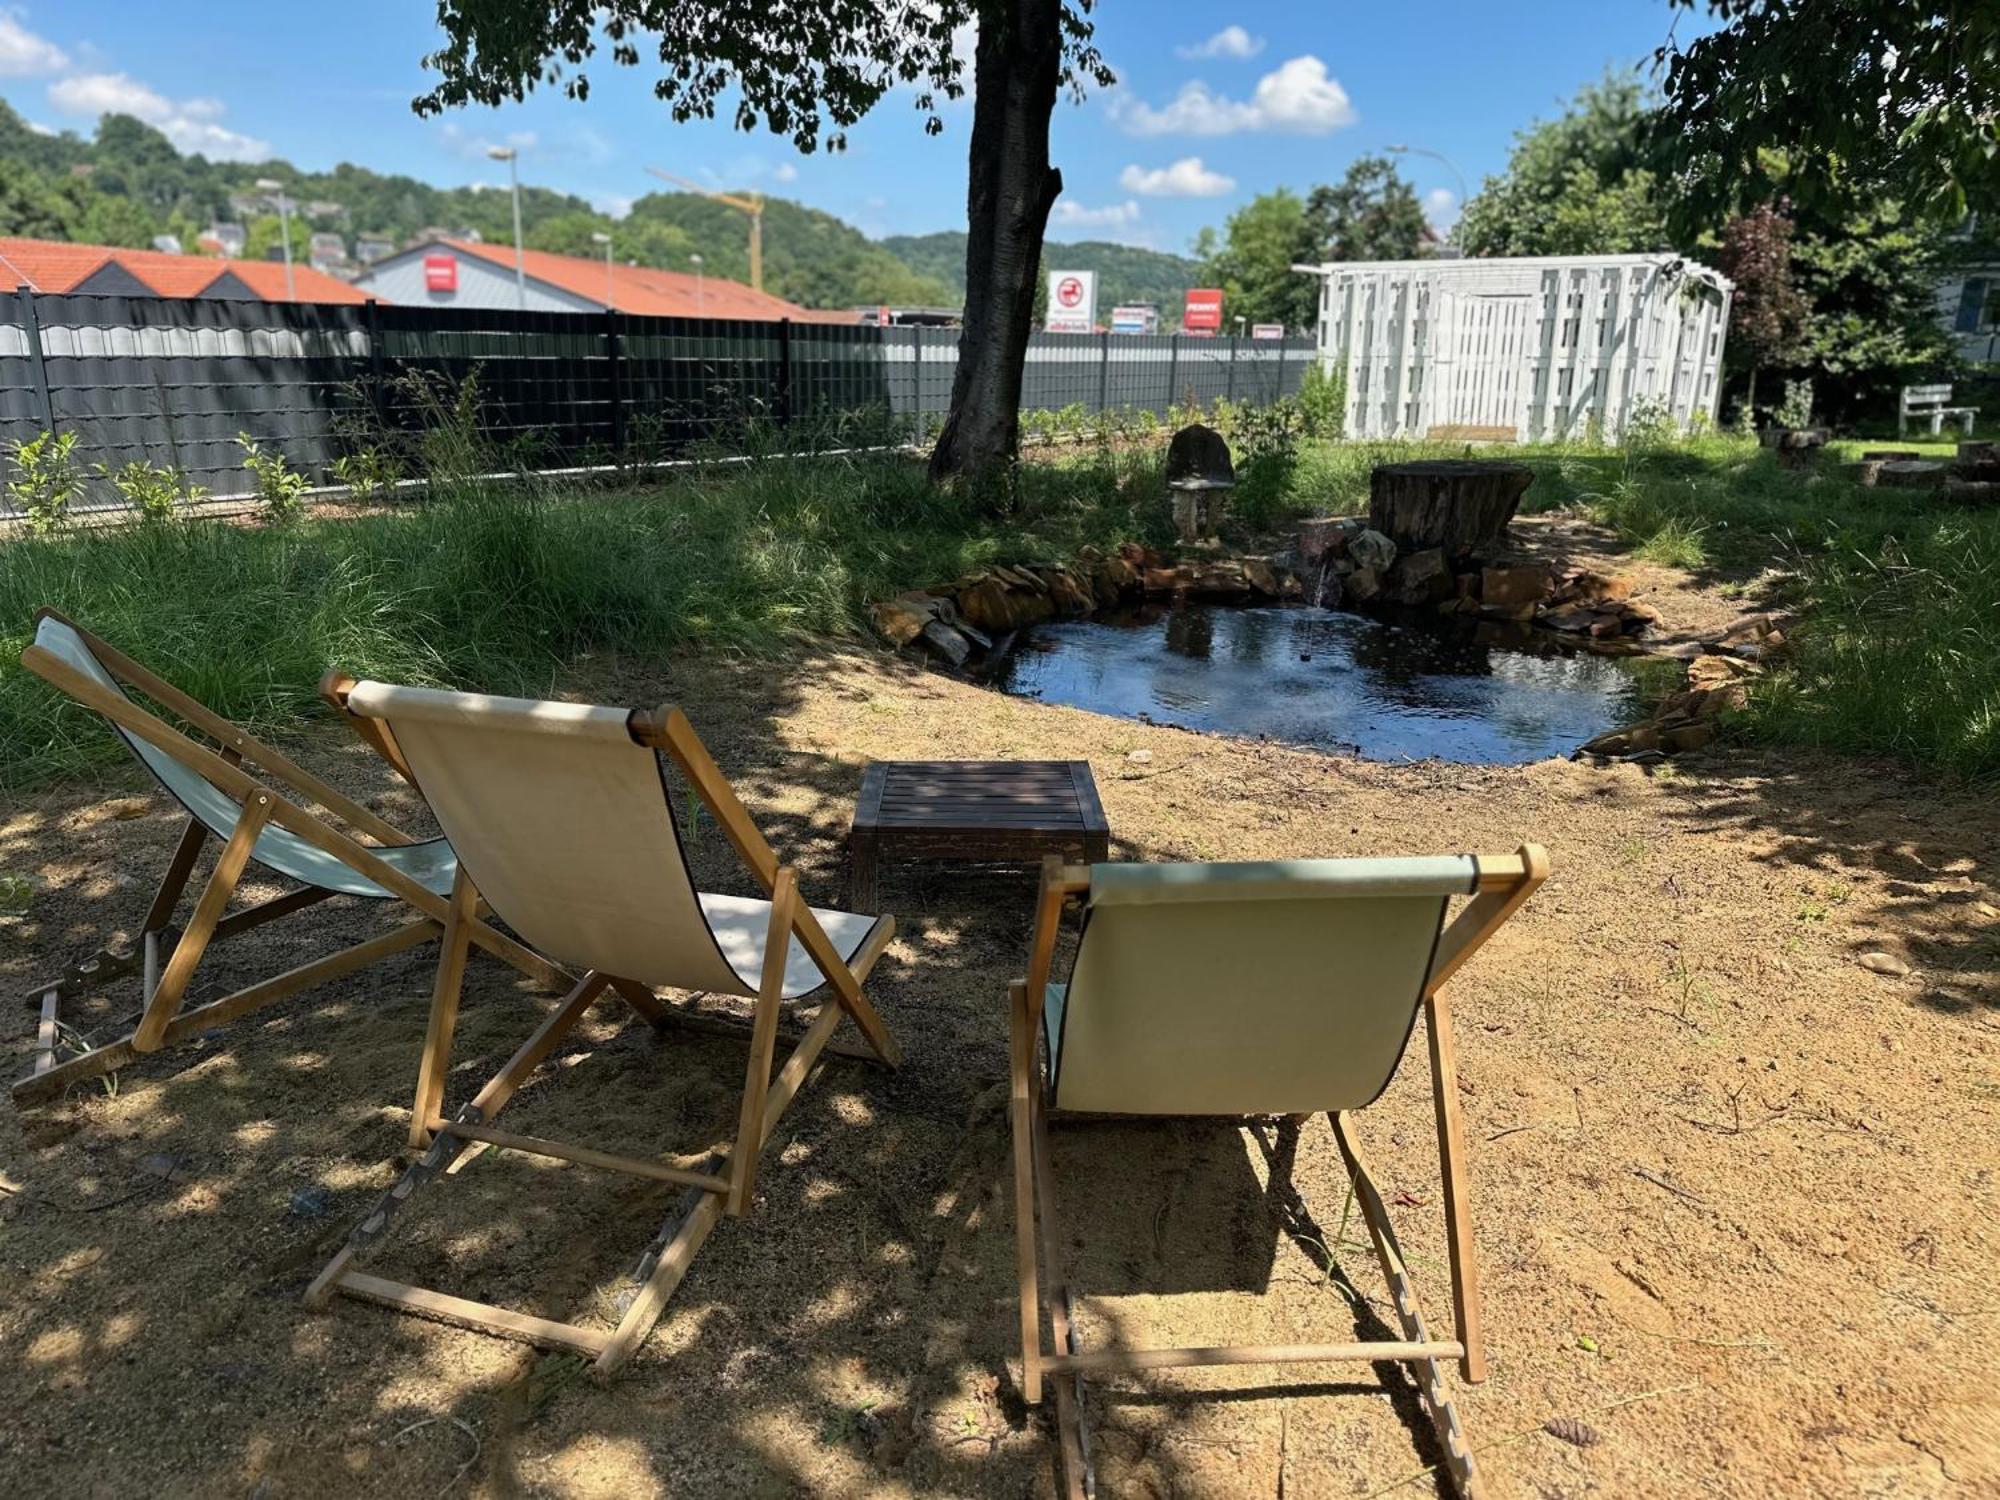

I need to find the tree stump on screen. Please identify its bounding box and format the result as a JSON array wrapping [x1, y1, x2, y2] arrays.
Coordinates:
[[1878, 461, 1948, 490], [1368, 460, 1534, 552]]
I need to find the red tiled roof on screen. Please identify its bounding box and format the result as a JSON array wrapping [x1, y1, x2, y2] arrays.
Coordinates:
[[220, 258, 375, 304], [0, 238, 117, 293], [440, 238, 857, 323], [0, 236, 380, 304]]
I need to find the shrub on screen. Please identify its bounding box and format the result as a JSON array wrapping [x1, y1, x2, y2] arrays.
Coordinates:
[[1775, 379, 1815, 430], [1297, 362, 1346, 440], [330, 446, 406, 502], [1228, 398, 1305, 531], [7, 431, 85, 535], [97, 458, 202, 521], [237, 434, 309, 520]]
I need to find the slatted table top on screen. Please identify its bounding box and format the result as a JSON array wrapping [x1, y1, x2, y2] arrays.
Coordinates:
[[847, 761, 1110, 911], [852, 760, 1108, 838]]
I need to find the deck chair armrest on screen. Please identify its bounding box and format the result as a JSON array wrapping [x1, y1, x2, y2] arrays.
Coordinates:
[[321, 670, 421, 798], [1426, 843, 1550, 996]]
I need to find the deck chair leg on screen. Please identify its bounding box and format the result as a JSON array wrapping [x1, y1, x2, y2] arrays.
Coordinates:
[[1332, 1111, 1485, 1500], [1009, 980, 1045, 1406], [727, 871, 795, 1217], [442, 971, 610, 1175], [1033, 1083, 1091, 1500], [607, 976, 672, 1027], [311, 972, 611, 1306], [409, 870, 479, 1152], [141, 815, 209, 933], [15, 920, 441, 1109], [132, 794, 271, 1054], [595, 1181, 727, 1376], [1425, 992, 1486, 1382]]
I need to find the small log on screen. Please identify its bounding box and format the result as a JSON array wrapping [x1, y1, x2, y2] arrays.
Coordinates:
[[1368, 461, 1534, 552], [1878, 461, 1948, 491]]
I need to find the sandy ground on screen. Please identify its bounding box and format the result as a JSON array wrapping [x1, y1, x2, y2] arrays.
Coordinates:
[[2, 558, 1997, 1499]]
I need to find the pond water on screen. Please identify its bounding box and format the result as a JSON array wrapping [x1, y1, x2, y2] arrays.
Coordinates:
[[989, 603, 1648, 765]]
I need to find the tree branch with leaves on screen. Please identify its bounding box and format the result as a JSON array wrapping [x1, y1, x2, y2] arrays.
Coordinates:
[[413, 1, 1111, 495]]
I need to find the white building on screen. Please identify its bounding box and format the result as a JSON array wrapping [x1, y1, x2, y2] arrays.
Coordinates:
[[1940, 263, 1999, 366], [1294, 253, 1733, 443]]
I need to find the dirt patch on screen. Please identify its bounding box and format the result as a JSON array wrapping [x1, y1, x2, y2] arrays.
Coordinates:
[[2, 627, 1996, 1497]]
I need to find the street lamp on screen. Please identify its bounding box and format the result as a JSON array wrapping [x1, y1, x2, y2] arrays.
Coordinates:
[[689, 252, 704, 315], [252, 177, 295, 300], [486, 144, 525, 310], [1385, 144, 1470, 250], [590, 231, 613, 307]]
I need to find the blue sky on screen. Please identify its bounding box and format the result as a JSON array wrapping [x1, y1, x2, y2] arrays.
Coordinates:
[[4, 3, 1697, 254]]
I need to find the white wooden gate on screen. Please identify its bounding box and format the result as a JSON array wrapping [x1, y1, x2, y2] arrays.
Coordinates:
[[1296, 253, 1733, 444]]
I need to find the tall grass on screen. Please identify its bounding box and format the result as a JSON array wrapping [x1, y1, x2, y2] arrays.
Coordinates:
[[1, 448, 1159, 785]]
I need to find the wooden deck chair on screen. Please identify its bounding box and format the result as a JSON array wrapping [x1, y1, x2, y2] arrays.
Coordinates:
[[14, 609, 566, 1109], [1011, 846, 1549, 1500], [303, 679, 901, 1375]]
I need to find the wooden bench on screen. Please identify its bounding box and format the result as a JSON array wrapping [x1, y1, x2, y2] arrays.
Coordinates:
[[1900, 384, 1978, 438], [848, 760, 1110, 912]]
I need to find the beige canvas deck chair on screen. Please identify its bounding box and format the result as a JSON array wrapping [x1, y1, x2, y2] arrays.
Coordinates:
[[14, 609, 565, 1109], [304, 679, 901, 1374], [1011, 846, 1549, 1500]]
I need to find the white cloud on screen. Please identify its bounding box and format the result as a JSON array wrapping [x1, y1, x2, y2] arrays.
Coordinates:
[[48, 70, 271, 160], [1051, 198, 1141, 231], [1176, 26, 1263, 61], [25, 117, 53, 135], [772, 161, 798, 183], [0, 13, 66, 76], [591, 192, 635, 220], [1112, 55, 1355, 137], [1119, 156, 1235, 197], [1424, 187, 1460, 232]]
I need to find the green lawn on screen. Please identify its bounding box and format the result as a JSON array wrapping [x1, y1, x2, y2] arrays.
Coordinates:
[[2, 430, 1994, 786]]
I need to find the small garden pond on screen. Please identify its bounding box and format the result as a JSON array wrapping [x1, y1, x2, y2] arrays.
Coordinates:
[[990, 602, 1649, 765]]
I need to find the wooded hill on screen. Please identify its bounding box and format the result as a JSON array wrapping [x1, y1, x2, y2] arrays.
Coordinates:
[[884, 231, 1201, 321], [0, 102, 1151, 313]]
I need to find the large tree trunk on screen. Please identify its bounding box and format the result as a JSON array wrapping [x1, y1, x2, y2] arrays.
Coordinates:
[[928, 0, 1062, 493]]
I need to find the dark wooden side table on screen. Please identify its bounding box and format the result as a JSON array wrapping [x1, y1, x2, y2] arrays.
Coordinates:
[[848, 760, 1110, 912]]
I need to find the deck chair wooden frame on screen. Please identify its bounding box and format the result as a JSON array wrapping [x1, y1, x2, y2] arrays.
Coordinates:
[[14, 609, 568, 1109], [305, 684, 901, 1376], [1011, 846, 1549, 1500]]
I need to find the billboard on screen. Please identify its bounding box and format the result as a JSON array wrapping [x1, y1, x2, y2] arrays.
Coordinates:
[[1045, 269, 1097, 333], [1251, 322, 1285, 340], [423, 254, 458, 293], [1110, 304, 1159, 335], [1183, 287, 1224, 334]]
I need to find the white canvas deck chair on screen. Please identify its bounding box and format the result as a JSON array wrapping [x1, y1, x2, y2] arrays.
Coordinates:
[[14, 609, 564, 1109], [1011, 846, 1549, 1500], [304, 679, 901, 1374]]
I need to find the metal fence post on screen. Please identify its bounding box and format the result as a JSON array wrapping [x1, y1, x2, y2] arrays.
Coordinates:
[[17, 289, 55, 433], [605, 309, 625, 455], [1165, 334, 1179, 418], [1097, 330, 1110, 415], [365, 296, 385, 429], [1275, 336, 1286, 401], [912, 323, 923, 440], [776, 317, 794, 427], [1227, 334, 1238, 401]]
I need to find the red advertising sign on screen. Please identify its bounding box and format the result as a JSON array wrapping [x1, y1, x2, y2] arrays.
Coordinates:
[[423, 254, 458, 293], [1056, 275, 1085, 309], [1183, 287, 1223, 334]]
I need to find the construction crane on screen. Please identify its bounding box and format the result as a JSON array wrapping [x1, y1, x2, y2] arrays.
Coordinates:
[[644, 167, 765, 292]]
